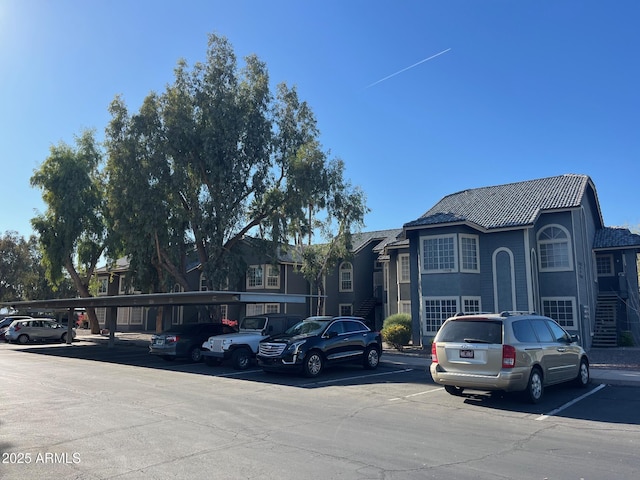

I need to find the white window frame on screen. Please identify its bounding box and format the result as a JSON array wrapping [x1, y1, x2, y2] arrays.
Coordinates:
[[399, 300, 412, 315], [537, 225, 573, 272], [246, 304, 264, 316], [247, 265, 264, 289], [266, 265, 280, 289], [219, 305, 228, 320], [339, 262, 353, 292], [595, 254, 614, 277], [199, 273, 208, 291], [97, 278, 108, 295], [461, 296, 482, 314], [421, 234, 457, 273], [423, 296, 459, 334], [541, 297, 577, 329], [339, 303, 353, 316], [398, 254, 410, 283], [459, 234, 480, 273]]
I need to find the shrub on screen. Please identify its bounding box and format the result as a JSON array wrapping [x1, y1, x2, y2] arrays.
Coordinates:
[[382, 324, 411, 351], [619, 331, 635, 347], [382, 313, 411, 330]]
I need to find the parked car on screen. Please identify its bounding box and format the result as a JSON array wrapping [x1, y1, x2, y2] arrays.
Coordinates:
[[5, 318, 76, 344], [201, 313, 302, 369], [257, 316, 383, 377], [430, 312, 590, 403], [149, 322, 237, 363], [0, 316, 32, 341]]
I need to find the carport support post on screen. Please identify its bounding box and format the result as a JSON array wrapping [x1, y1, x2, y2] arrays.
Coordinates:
[[67, 307, 74, 345], [107, 306, 118, 348]]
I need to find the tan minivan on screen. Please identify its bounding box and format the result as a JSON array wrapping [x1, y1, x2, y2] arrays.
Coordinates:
[[430, 312, 590, 403]]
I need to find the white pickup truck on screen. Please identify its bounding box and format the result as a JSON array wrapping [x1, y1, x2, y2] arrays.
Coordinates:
[[201, 314, 302, 369]]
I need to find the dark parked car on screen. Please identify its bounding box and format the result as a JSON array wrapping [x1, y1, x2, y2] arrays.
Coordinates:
[[149, 323, 237, 363], [257, 316, 383, 377]]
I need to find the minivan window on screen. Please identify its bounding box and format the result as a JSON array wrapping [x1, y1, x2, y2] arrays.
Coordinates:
[[530, 319, 554, 342], [546, 320, 570, 343], [512, 320, 539, 343], [438, 320, 503, 344]]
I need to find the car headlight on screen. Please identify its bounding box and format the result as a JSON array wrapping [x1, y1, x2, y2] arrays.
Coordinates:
[[221, 339, 233, 348], [285, 341, 305, 355]]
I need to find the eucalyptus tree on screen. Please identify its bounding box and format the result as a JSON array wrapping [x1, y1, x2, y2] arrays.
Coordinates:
[[30, 130, 107, 332], [105, 33, 368, 298]]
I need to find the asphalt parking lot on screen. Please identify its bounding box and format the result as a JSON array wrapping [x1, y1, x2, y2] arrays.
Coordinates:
[[2, 338, 640, 479]]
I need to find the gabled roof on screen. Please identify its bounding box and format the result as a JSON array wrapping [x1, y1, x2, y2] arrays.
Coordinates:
[[594, 227, 640, 251], [351, 228, 403, 253], [404, 174, 603, 231]]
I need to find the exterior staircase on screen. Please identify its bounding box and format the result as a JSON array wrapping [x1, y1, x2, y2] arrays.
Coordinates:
[[592, 293, 619, 347], [354, 297, 377, 319]]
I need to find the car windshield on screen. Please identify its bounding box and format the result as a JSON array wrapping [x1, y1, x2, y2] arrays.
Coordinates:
[[285, 319, 331, 337], [240, 317, 267, 330], [438, 319, 503, 344]]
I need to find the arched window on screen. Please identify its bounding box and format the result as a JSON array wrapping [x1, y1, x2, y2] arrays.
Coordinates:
[[537, 225, 573, 272], [339, 262, 353, 292]]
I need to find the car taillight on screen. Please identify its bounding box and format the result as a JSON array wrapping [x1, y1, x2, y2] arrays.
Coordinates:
[[166, 335, 178, 343], [431, 342, 438, 364], [502, 345, 516, 368]]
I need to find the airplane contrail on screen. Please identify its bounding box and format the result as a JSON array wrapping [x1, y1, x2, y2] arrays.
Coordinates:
[[366, 48, 451, 88]]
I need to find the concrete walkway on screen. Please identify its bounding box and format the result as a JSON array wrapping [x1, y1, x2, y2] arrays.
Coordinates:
[[75, 331, 640, 387]]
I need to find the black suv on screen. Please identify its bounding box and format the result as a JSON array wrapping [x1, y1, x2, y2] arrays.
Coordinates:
[[257, 316, 382, 377]]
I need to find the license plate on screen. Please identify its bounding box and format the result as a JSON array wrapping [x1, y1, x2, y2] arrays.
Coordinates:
[[155, 339, 165, 346], [460, 349, 474, 359]]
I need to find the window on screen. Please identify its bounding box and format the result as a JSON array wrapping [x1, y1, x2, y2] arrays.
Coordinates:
[[97, 278, 108, 295], [537, 225, 573, 271], [200, 273, 208, 291], [542, 297, 576, 328], [246, 304, 264, 316], [399, 301, 411, 315], [265, 303, 280, 314], [339, 303, 353, 316], [266, 265, 280, 288], [462, 296, 481, 314], [422, 235, 456, 272], [399, 254, 410, 283], [596, 255, 614, 277], [247, 265, 263, 289], [459, 235, 479, 273], [339, 262, 353, 292], [219, 305, 228, 320], [424, 297, 458, 333]]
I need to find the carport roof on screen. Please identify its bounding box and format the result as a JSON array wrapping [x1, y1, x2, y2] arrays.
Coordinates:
[[1, 290, 308, 311]]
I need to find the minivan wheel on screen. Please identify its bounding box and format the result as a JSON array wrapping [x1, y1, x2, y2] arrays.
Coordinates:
[[574, 358, 590, 388], [444, 385, 465, 396], [17, 334, 29, 344], [525, 368, 544, 404], [61, 333, 68, 343]]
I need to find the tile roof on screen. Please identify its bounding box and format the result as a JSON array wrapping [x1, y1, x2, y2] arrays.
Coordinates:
[[404, 174, 597, 231], [594, 227, 640, 250]]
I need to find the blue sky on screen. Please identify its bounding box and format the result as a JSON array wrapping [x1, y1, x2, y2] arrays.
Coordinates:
[[1, 0, 639, 239]]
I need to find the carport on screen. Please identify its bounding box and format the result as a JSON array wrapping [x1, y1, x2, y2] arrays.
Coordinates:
[[2, 291, 309, 348]]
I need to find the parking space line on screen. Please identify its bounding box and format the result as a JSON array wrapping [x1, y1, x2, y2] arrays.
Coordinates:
[[536, 384, 607, 421], [300, 368, 414, 387], [389, 387, 444, 401]]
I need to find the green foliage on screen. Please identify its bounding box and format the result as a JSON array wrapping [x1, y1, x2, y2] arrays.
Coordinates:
[[30, 130, 107, 297], [381, 324, 411, 351], [383, 313, 412, 330], [619, 331, 635, 347], [104, 33, 368, 294]]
